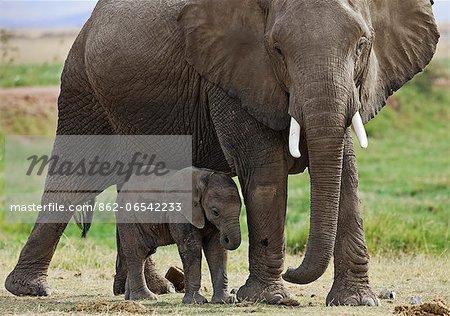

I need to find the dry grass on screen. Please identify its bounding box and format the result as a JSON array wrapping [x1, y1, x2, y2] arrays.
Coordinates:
[[1, 29, 78, 65], [3, 25, 450, 65], [0, 238, 448, 316]]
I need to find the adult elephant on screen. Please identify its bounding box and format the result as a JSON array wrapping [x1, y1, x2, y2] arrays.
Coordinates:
[[5, 0, 438, 305]]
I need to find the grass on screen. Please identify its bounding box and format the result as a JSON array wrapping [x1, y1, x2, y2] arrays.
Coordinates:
[[0, 63, 63, 88]]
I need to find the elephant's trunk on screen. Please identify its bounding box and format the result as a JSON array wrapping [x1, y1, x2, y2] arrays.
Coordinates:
[[220, 218, 241, 250], [283, 76, 348, 284]]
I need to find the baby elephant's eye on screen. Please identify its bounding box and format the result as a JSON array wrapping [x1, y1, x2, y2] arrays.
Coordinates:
[[212, 207, 220, 217]]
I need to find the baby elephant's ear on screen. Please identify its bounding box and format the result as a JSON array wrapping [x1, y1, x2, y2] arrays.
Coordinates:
[[189, 171, 207, 229], [190, 196, 206, 229], [169, 168, 205, 229]]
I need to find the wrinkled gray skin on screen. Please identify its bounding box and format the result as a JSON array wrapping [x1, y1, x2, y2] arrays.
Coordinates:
[[117, 167, 241, 304], [5, 0, 438, 306]]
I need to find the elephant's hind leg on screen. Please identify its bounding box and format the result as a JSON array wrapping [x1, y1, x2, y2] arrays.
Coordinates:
[[5, 58, 115, 296], [326, 130, 379, 306], [4, 221, 68, 296], [5, 193, 98, 296]]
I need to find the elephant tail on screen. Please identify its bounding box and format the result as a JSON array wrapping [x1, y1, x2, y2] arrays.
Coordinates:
[[81, 211, 93, 238], [73, 200, 95, 238]]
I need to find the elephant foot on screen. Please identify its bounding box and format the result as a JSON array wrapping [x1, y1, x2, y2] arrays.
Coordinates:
[[5, 269, 50, 297], [211, 292, 236, 304], [128, 290, 158, 301], [182, 291, 208, 304], [114, 274, 175, 296], [124, 279, 158, 301], [237, 277, 297, 305], [326, 284, 379, 306], [125, 288, 158, 301]]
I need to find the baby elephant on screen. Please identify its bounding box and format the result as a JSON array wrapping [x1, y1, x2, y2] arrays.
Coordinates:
[[116, 167, 242, 304]]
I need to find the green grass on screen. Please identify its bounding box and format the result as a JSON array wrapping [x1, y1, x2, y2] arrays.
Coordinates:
[[0, 63, 63, 88], [0, 60, 449, 256]]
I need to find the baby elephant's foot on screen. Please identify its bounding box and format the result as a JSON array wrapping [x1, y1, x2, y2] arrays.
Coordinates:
[[125, 280, 158, 301], [211, 292, 236, 304], [127, 289, 158, 301], [182, 291, 208, 304]]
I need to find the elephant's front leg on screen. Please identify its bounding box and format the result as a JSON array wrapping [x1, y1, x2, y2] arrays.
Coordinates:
[[209, 92, 293, 304], [236, 162, 293, 304], [326, 130, 379, 306]]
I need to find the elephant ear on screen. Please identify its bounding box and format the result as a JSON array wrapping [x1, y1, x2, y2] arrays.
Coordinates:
[[360, 0, 439, 123], [167, 167, 205, 229], [178, 0, 289, 131]]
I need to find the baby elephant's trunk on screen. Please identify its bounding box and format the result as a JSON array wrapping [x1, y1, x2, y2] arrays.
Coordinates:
[[220, 221, 241, 250]]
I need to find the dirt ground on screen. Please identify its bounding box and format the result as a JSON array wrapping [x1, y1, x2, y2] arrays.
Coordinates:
[[0, 86, 59, 113], [0, 86, 59, 134], [0, 240, 449, 316]]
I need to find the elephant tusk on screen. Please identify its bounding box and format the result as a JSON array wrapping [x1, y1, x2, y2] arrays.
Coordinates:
[[352, 112, 368, 148], [289, 117, 301, 158]]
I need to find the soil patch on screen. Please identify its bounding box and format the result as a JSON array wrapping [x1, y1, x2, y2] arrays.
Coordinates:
[[71, 300, 150, 314], [394, 299, 450, 316]]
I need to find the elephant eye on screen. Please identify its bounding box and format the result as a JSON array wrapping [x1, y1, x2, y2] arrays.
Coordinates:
[[211, 207, 220, 217], [273, 43, 284, 57], [356, 37, 369, 56]]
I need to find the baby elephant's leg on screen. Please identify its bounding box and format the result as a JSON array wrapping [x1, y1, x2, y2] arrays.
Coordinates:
[[117, 223, 157, 301], [125, 258, 158, 301], [114, 250, 174, 295], [176, 237, 207, 303], [203, 232, 235, 304]]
